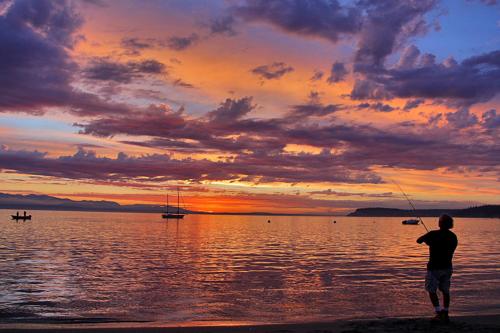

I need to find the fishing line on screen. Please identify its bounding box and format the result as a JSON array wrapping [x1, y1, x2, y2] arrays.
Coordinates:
[[390, 179, 429, 232]]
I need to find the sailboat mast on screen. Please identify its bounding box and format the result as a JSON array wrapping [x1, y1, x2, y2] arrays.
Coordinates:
[[166, 194, 169, 214], [177, 187, 180, 214]]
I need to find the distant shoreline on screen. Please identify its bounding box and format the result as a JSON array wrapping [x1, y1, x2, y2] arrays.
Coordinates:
[[1, 207, 499, 218], [348, 205, 500, 218], [0, 207, 338, 217], [1, 193, 498, 217]]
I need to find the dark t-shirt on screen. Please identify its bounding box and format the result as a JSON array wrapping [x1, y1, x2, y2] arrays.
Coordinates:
[[420, 229, 458, 270]]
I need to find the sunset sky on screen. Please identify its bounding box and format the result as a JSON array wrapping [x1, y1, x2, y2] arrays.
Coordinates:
[[0, 0, 499, 214]]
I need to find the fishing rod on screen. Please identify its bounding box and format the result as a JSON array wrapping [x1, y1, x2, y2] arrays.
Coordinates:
[[391, 180, 429, 232]]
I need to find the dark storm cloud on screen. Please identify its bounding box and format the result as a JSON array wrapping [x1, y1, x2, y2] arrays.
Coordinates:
[[233, 0, 362, 43], [327, 62, 348, 84], [0, 0, 135, 116], [251, 62, 294, 80], [166, 33, 199, 51]]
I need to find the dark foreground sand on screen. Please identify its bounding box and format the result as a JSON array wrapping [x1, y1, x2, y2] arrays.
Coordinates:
[[1, 315, 499, 333]]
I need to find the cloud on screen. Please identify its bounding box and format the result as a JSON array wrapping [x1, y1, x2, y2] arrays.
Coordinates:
[[403, 99, 425, 111], [352, 48, 500, 105], [0, 145, 382, 185], [350, 79, 390, 100], [233, 0, 362, 43], [445, 108, 478, 129], [0, 0, 137, 116], [75, 96, 500, 176], [310, 70, 324, 81], [83, 58, 166, 83], [354, 1, 438, 71], [309, 189, 394, 198], [327, 61, 348, 83], [166, 33, 199, 51], [209, 16, 237, 36], [251, 62, 294, 80], [120, 37, 154, 56], [396, 45, 421, 69], [357, 102, 396, 112], [207, 97, 255, 123], [75, 104, 187, 137], [172, 78, 195, 88], [288, 92, 342, 119], [481, 109, 500, 129]]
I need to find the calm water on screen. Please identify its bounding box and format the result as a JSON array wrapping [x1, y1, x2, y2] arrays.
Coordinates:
[[0, 211, 499, 325]]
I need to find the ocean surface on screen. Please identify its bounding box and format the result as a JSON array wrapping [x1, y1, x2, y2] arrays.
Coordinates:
[[0, 211, 499, 325]]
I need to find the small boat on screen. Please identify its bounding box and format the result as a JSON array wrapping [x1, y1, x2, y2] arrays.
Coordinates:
[[162, 188, 184, 219], [402, 219, 419, 225], [11, 212, 31, 221]]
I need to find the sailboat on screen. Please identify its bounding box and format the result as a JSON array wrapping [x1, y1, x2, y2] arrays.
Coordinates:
[[162, 188, 184, 219]]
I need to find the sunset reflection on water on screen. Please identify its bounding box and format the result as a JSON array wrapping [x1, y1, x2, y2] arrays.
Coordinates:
[[0, 211, 499, 324]]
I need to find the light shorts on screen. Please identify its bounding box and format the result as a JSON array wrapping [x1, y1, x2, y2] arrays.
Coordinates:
[[425, 268, 453, 293]]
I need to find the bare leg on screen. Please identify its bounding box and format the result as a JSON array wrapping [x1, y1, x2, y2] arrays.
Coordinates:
[[429, 292, 440, 308], [443, 292, 450, 309]]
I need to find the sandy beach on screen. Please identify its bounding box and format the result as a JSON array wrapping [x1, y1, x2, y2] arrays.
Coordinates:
[[1, 315, 499, 333]]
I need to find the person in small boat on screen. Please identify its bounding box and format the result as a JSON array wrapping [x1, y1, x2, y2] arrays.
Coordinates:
[[23, 211, 26, 217], [417, 214, 458, 323]]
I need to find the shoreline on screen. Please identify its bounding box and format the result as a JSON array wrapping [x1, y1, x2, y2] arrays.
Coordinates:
[[1, 314, 499, 333]]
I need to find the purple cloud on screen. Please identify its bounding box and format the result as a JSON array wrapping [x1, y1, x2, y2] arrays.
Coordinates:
[[354, 1, 438, 71], [351, 48, 500, 105], [251, 62, 294, 80], [75, 96, 500, 176], [209, 16, 237, 36], [233, 0, 362, 43], [83, 58, 166, 83], [403, 99, 425, 111], [446, 108, 478, 129], [327, 62, 348, 83], [121, 37, 154, 56], [0, 0, 135, 116], [481, 109, 500, 129], [357, 102, 396, 112], [166, 33, 199, 51], [310, 70, 324, 82]]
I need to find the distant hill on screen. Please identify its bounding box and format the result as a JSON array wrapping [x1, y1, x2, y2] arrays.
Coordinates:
[[0, 193, 193, 214], [348, 205, 500, 218]]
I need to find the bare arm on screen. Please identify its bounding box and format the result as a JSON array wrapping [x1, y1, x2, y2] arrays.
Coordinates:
[[417, 233, 429, 244]]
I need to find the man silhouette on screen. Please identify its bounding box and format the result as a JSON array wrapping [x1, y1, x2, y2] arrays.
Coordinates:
[[417, 214, 457, 323]]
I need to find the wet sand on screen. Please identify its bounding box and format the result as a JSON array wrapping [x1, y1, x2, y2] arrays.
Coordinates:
[[1, 315, 499, 333]]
